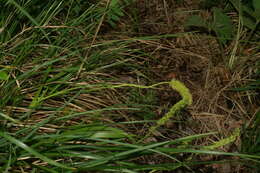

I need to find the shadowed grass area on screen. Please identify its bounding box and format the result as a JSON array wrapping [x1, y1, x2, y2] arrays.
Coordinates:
[[0, 0, 259, 172]]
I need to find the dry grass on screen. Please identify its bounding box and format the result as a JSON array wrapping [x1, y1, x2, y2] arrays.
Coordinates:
[[117, 0, 259, 171], [1, 0, 259, 172]]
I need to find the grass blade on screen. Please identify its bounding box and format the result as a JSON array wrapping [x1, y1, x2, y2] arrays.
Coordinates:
[[0, 131, 74, 170]]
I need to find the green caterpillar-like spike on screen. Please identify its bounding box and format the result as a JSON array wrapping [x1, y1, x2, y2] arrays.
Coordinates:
[[170, 79, 192, 106], [149, 79, 192, 134], [203, 128, 240, 150]]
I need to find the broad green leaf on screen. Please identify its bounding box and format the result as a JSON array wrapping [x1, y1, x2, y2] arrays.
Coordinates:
[[0, 71, 8, 80], [212, 7, 234, 44], [229, 0, 258, 19], [253, 0, 260, 11], [185, 15, 208, 28], [110, 0, 119, 7], [253, 0, 260, 20], [242, 15, 258, 30], [229, 0, 252, 14]]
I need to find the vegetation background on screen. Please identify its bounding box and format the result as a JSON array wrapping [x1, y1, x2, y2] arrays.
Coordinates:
[[0, 0, 259, 172]]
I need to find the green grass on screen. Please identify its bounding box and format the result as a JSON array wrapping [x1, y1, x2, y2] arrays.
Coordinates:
[[0, 0, 259, 172]]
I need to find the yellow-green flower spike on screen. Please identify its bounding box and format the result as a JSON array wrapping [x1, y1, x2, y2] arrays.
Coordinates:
[[170, 79, 192, 106], [203, 128, 240, 150], [149, 79, 192, 135]]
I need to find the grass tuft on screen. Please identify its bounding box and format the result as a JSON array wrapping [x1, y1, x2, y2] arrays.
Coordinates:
[[0, 0, 259, 172]]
